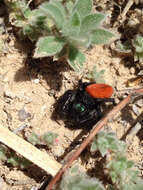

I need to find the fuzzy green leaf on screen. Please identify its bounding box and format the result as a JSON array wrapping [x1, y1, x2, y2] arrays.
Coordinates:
[[81, 13, 105, 33], [115, 40, 131, 52], [135, 52, 143, 61], [87, 65, 105, 83], [68, 46, 85, 72], [50, 0, 67, 19], [0, 145, 7, 161], [34, 36, 65, 58], [134, 183, 143, 190], [23, 25, 40, 41], [133, 35, 143, 53], [23, 25, 33, 35], [39, 2, 65, 29], [73, 0, 93, 19], [42, 132, 58, 145], [60, 166, 105, 190], [69, 35, 91, 48], [62, 11, 81, 37], [65, 1, 74, 14], [13, 0, 31, 18], [91, 29, 114, 44], [91, 132, 126, 156], [27, 132, 40, 145], [28, 9, 47, 27], [7, 156, 20, 167]]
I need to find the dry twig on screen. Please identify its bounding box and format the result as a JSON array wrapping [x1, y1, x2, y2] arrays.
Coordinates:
[[46, 88, 143, 190]]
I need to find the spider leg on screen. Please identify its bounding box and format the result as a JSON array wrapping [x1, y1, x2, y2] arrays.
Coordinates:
[[96, 98, 115, 105], [58, 90, 77, 113]]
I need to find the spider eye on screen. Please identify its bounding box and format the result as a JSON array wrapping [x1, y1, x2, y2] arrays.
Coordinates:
[[74, 103, 85, 112]]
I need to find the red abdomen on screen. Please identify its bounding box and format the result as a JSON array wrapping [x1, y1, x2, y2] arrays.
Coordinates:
[[86, 84, 113, 98]]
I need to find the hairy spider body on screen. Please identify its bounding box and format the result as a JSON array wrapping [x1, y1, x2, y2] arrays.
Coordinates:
[[56, 81, 114, 127]]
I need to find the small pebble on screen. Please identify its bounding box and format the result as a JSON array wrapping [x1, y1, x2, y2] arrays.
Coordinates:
[[139, 149, 143, 155], [137, 70, 143, 75], [130, 67, 135, 75], [52, 145, 64, 157], [4, 90, 16, 99], [18, 108, 31, 122], [48, 89, 55, 96], [13, 123, 30, 134], [128, 122, 141, 137], [136, 99, 143, 108], [132, 104, 140, 116], [33, 78, 39, 84]]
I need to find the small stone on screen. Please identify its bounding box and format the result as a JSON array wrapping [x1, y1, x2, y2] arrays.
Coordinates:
[[48, 89, 55, 96], [33, 78, 39, 84], [132, 104, 140, 116], [130, 67, 135, 74], [52, 145, 64, 157], [18, 108, 31, 122], [0, 177, 10, 190], [4, 90, 16, 99], [131, 122, 141, 135], [136, 99, 143, 108], [13, 123, 30, 134], [137, 69, 143, 75], [139, 149, 143, 155]]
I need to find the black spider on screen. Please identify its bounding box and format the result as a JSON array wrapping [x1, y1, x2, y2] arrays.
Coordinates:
[[54, 80, 114, 128]]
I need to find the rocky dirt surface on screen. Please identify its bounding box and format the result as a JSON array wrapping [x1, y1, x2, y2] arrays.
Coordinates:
[[0, 0, 143, 189]]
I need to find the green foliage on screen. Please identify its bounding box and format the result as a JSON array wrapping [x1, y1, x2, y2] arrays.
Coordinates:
[[91, 132, 126, 156], [34, 36, 65, 58], [87, 66, 105, 83], [115, 40, 131, 52], [27, 131, 58, 146], [27, 132, 40, 145], [115, 35, 143, 62], [132, 35, 143, 61], [57, 131, 143, 189], [0, 145, 7, 161], [41, 132, 58, 145], [0, 144, 31, 169], [90, 131, 143, 190], [59, 165, 105, 190], [107, 155, 139, 189], [7, 0, 114, 72]]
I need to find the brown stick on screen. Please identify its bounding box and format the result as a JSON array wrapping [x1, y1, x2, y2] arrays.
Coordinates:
[[46, 88, 143, 190]]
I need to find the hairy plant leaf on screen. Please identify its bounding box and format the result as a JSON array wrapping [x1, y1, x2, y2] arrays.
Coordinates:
[[91, 132, 126, 156], [39, 2, 65, 29], [65, 1, 74, 14], [62, 11, 81, 37], [135, 52, 143, 61], [60, 166, 105, 190], [50, 0, 67, 19], [34, 36, 65, 58], [22, 25, 40, 41], [91, 28, 114, 44], [81, 13, 105, 33], [41, 132, 58, 145], [68, 46, 85, 72], [0, 145, 7, 161], [28, 9, 46, 27], [69, 34, 91, 48], [87, 65, 105, 83], [73, 0, 92, 19], [133, 35, 143, 53], [27, 132, 40, 145]]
